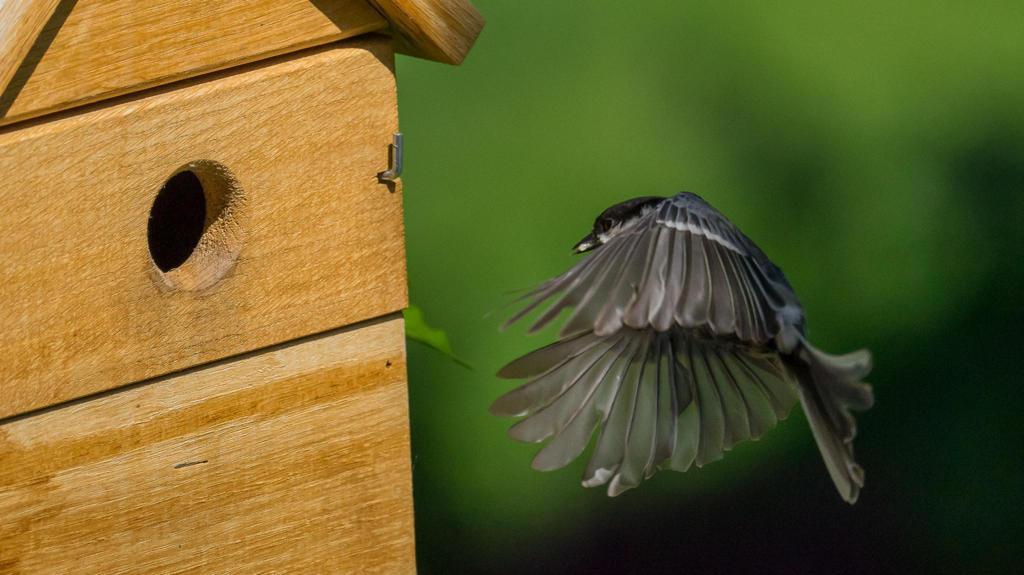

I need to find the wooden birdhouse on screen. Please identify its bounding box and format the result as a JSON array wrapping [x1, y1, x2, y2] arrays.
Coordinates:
[[0, 1, 481, 572]]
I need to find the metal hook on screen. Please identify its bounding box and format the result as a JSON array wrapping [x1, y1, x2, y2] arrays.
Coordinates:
[[378, 132, 403, 183]]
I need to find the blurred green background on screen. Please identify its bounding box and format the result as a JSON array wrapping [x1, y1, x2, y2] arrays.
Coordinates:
[[395, 1, 1023, 573]]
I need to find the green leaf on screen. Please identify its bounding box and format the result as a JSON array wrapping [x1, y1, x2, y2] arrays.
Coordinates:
[[404, 305, 472, 369]]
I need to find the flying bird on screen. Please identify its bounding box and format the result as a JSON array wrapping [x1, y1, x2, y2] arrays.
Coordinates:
[[493, 192, 874, 502]]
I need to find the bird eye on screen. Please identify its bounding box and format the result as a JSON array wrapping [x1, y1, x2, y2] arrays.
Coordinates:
[[599, 218, 613, 232]]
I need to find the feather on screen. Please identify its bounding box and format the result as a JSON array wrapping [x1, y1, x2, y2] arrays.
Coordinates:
[[623, 225, 671, 330], [507, 335, 625, 442], [706, 346, 751, 449], [504, 192, 804, 348], [720, 247, 756, 341], [592, 223, 659, 336], [719, 350, 777, 438], [688, 337, 725, 466], [607, 338, 659, 495], [530, 336, 634, 470], [531, 237, 631, 334], [652, 224, 686, 332], [582, 335, 647, 487], [680, 227, 713, 327], [492, 335, 617, 419], [650, 336, 678, 472], [790, 340, 874, 503], [496, 332, 605, 379], [705, 233, 738, 336]]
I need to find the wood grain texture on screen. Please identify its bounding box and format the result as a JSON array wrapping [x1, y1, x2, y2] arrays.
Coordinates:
[[0, 0, 388, 126], [368, 0, 483, 64], [0, 0, 60, 97], [0, 36, 407, 419], [0, 315, 415, 574]]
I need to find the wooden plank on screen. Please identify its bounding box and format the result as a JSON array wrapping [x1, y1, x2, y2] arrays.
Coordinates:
[[368, 0, 484, 64], [0, 0, 61, 97], [0, 36, 407, 419], [0, 0, 388, 126], [0, 315, 415, 574]]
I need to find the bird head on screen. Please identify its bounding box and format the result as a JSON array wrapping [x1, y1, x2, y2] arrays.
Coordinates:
[[572, 195, 665, 254]]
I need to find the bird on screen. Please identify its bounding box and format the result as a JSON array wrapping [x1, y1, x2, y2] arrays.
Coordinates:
[[492, 192, 874, 502]]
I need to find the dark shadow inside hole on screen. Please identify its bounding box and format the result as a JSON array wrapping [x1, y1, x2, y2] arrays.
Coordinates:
[[148, 170, 206, 272]]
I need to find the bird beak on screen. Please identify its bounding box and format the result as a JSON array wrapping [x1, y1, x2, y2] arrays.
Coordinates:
[[572, 232, 598, 254]]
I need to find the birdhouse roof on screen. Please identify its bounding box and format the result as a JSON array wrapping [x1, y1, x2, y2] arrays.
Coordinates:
[[0, 0, 483, 126]]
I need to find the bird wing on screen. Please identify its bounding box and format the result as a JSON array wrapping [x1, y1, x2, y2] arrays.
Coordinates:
[[503, 193, 804, 348], [492, 328, 799, 496]]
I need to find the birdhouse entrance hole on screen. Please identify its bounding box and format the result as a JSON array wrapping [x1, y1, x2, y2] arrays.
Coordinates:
[[147, 160, 247, 291]]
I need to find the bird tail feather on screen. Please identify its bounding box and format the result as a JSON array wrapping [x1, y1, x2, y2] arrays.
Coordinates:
[[789, 339, 874, 503]]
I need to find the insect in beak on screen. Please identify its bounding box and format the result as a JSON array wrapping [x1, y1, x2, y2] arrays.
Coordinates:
[[572, 232, 599, 254]]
